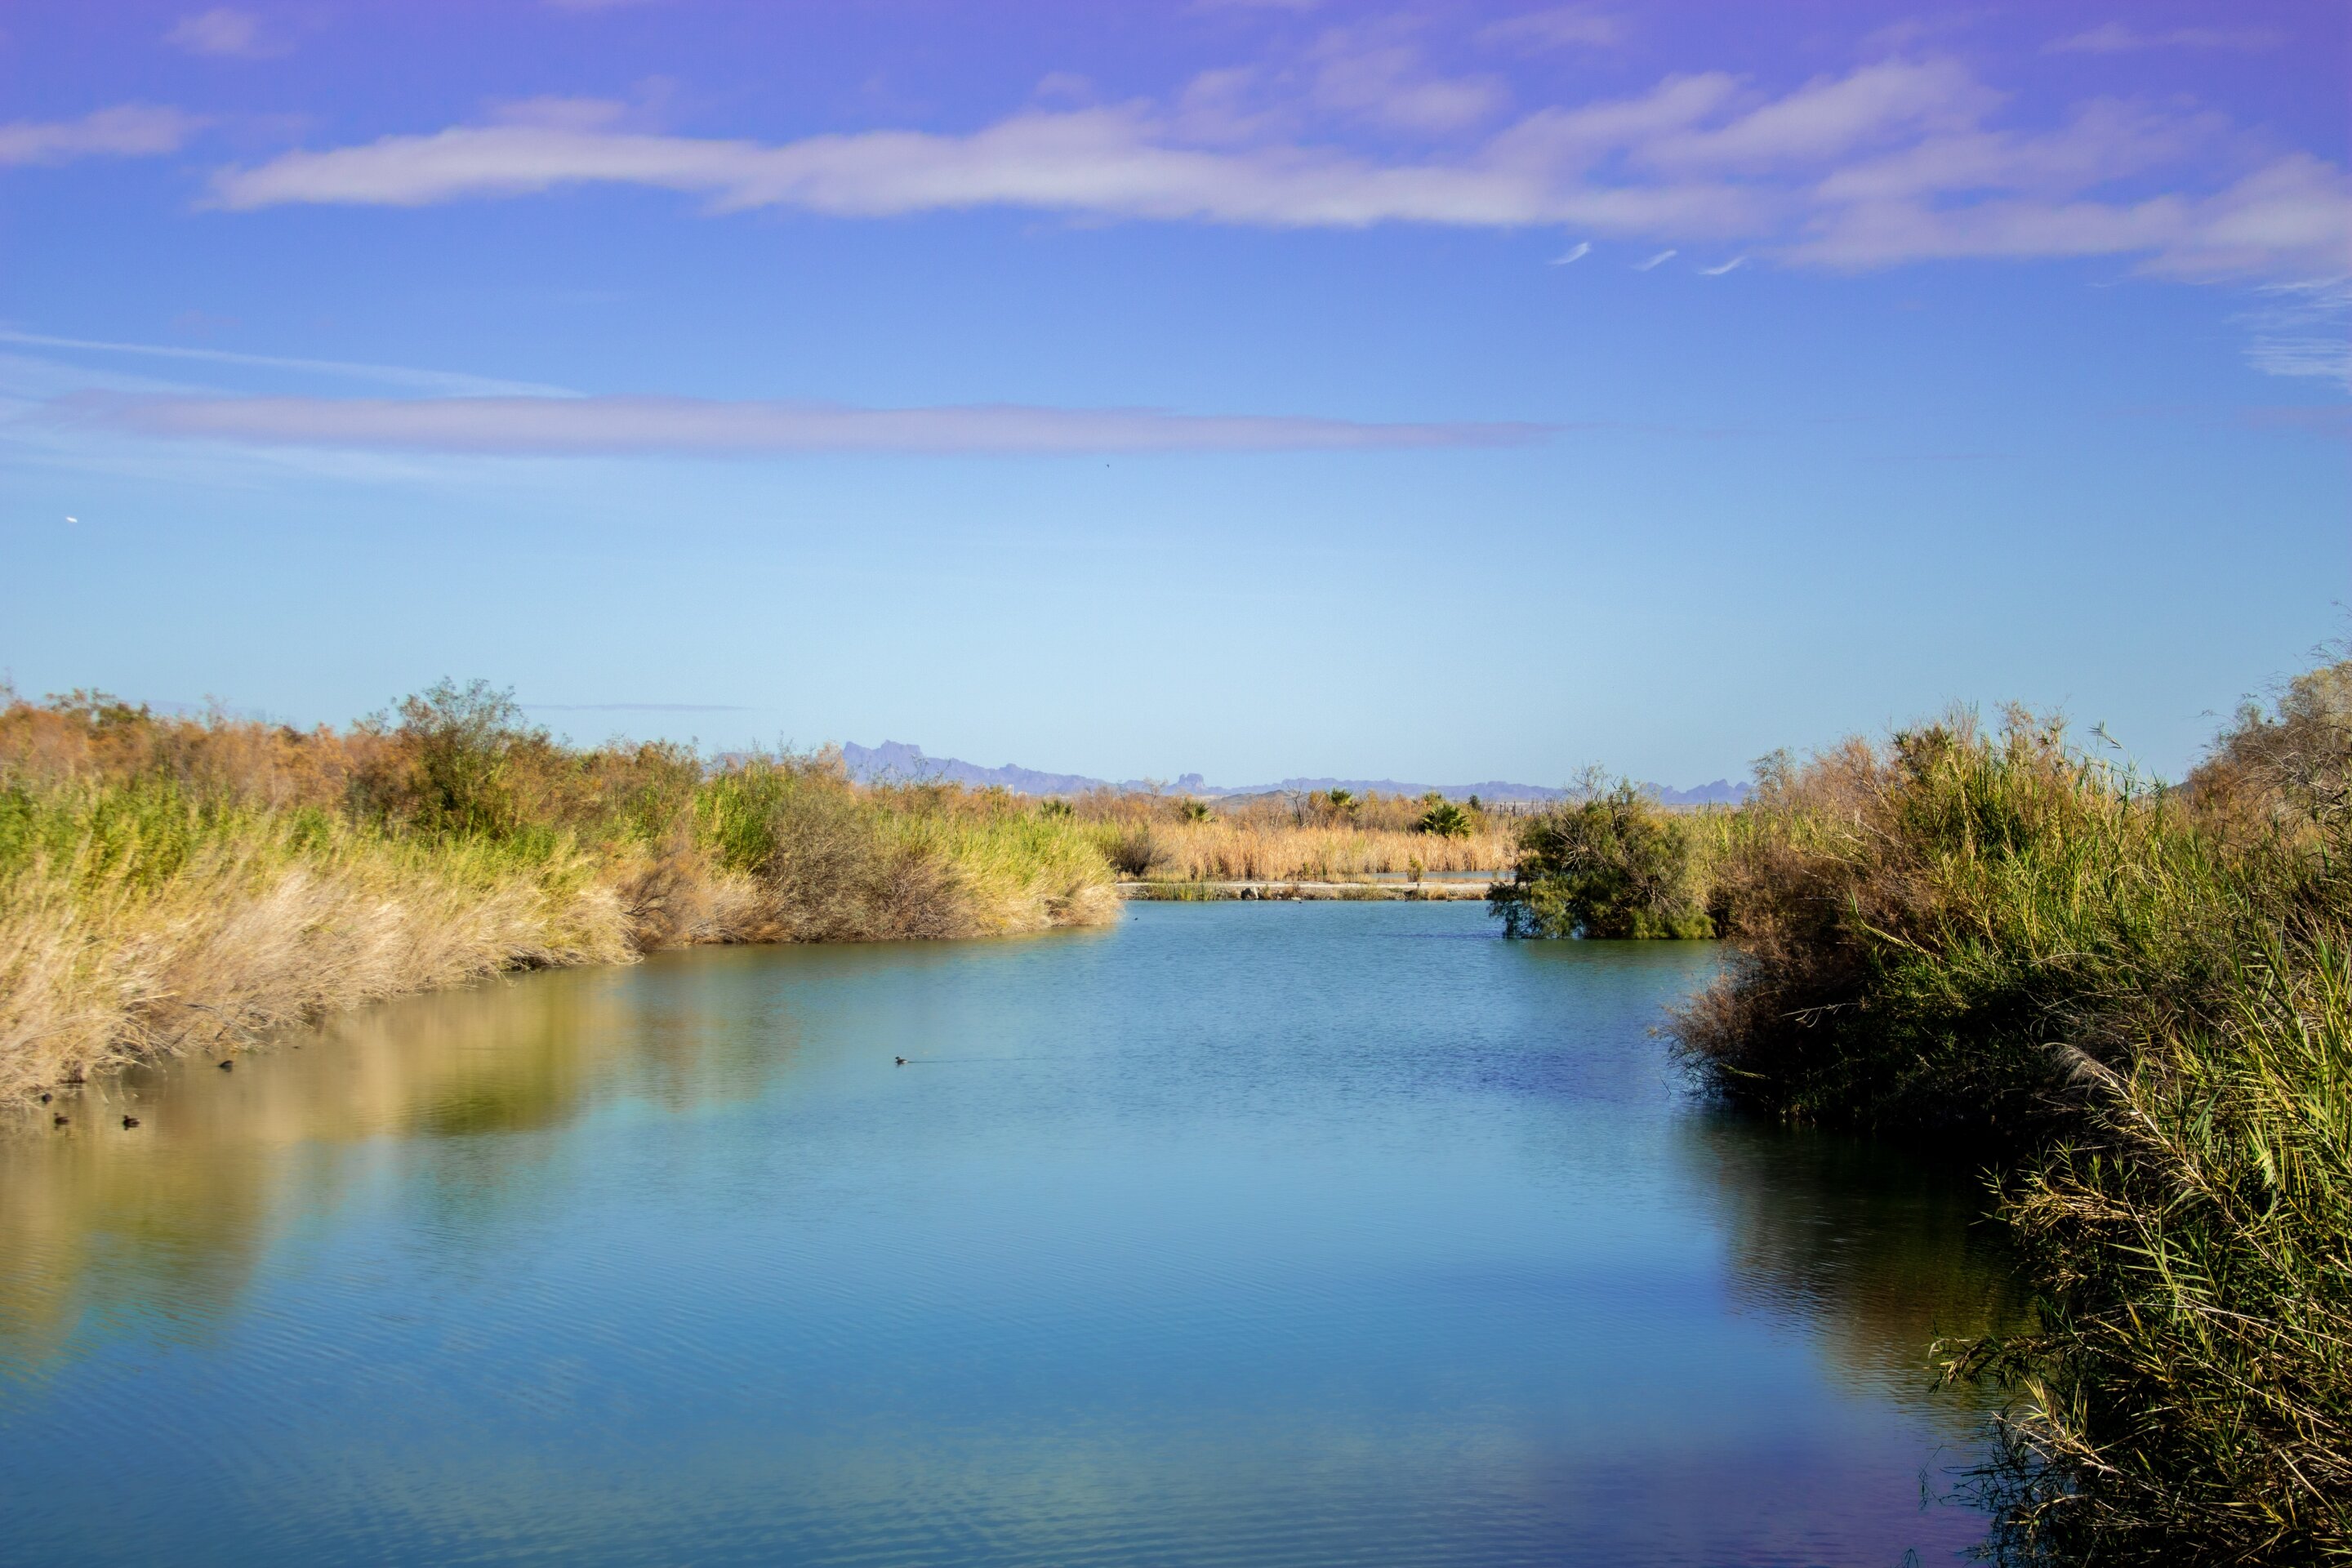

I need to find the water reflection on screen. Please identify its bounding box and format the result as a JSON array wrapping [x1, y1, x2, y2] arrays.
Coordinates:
[[0, 907, 2014, 1566], [0, 950, 812, 1365], [1682, 1116, 2029, 1432]]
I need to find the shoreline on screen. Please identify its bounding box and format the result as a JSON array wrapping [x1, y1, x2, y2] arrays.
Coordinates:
[[1118, 878, 1495, 902]]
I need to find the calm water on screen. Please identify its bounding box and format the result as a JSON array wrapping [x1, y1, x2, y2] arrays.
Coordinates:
[[0, 903, 2019, 1566]]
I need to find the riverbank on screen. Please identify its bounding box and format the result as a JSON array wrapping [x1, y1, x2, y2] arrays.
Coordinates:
[[1119, 877, 1495, 901], [1670, 665, 2352, 1563], [0, 683, 1115, 1109]]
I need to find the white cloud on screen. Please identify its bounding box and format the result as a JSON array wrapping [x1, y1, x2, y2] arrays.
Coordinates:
[[1638, 60, 1994, 171], [164, 8, 287, 60], [1308, 29, 1509, 134], [0, 105, 203, 167], [1699, 255, 1745, 274], [2239, 277, 2350, 387], [1634, 248, 1676, 270], [67, 394, 1549, 456], [1812, 100, 2215, 204], [1791, 154, 2352, 279], [1478, 8, 1624, 52], [1548, 240, 1589, 264], [194, 57, 2352, 282], [2047, 23, 2281, 55], [204, 105, 1744, 232]]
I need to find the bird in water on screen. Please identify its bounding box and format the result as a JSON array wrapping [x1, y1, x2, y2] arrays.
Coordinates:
[[38, 1092, 51, 1104], [52, 1114, 68, 1127], [217, 1060, 233, 1071], [121, 1115, 140, 1129], [895, 1056, 907, 1066]]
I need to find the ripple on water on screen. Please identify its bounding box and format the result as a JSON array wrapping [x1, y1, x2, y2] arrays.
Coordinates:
[[0, 902, 2011, 1566]]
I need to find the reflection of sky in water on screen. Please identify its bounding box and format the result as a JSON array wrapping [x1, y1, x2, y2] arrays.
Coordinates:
[[0, 903, 2015, 1565]]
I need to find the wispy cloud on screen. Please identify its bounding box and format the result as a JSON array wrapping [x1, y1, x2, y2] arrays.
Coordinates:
[[1785, 154, 2352, 281], [163, 8, 287, 59], [2239, 277, 2352, 389], [1478, 7, 1624, 52], [0, 329, 573, 396], [194, 57, 2352, 282], [1635, 248, 1677, 270], [1307, 24, 1510, 134], [2235, 406, 2352, 441], [1699, 255, 1746, 274], [0, 105, 203, 167], [2047, 23, 2282, 55], [64, 394, 1552, 456], [1548, 240, 1590, 264]]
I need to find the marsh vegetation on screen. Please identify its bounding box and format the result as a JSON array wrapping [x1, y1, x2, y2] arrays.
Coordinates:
[[7, 661, 2346, 1566], [0, 681, 1113, 1106], [1662, 663, 2352, 1565], [1062, 784, 1517, 883]]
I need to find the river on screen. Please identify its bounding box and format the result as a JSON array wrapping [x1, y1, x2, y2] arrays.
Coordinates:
[[0, 902, 2017, 1566]]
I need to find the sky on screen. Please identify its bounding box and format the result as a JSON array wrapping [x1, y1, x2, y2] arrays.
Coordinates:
[[1, 0, 2345, 788]]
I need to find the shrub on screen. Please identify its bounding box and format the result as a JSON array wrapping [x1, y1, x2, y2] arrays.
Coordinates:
[[1490, 782, 1713, 938], [1101, 824, 1162, 878], [1673, 712, 2231, 1138], [1417, 796, 1473, 839]]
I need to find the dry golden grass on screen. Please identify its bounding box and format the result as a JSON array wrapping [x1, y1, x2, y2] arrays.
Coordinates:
[[1098, 819, 1514, 881], [1065, 786, 1517, 881], [0, 796, 634, 1106], [0, 688, 1116, 1110]]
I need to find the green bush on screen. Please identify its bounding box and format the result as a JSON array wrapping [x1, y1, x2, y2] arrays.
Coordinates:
[[390, 677, 539, 837], [1416, 795, 1473, 840], [1490, 782, 1713, 938]]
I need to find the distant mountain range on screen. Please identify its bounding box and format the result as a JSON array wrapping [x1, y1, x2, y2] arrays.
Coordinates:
[[840, 741, 1749, 806]]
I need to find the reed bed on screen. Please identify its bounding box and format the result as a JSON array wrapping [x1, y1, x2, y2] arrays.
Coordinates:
[[1091, 821, 1512, 881], [1062, 786, 1516, 881], [0, 684, 1115, 1107], [1669, 665, 2352, 1564]]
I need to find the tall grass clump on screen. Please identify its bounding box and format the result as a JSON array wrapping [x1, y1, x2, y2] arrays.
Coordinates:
[[0, 684, 1115, 1107], [1490, 778, 1717, 938], [1673, 665, 2352, 1563]]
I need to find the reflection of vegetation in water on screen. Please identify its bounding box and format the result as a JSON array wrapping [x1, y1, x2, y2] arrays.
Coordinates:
[[1680, 1116, 2030, 1432], [0, 956, 801, 1365], [1, 682, 1115, 1107], [1673, 666, 2352, 1560]]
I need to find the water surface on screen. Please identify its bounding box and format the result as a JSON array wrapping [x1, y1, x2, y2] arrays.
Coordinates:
[[0, 902, 2017, 1566]]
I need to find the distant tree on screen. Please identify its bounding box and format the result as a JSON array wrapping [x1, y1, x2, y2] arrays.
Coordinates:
[[1416, 798, 1472, 839], [1490, 781, 1713, 938], [392, 678, 542, 836]]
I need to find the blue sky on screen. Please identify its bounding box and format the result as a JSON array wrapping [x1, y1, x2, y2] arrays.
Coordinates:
[[2, 0, 2345, 786]]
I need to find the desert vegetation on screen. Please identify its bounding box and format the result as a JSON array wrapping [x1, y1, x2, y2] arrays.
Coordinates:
[[0, 681, 1115, 1107], [1063, 785, 1516, 882], [1668, 662, 2352, 1564], [1489, 776, 1722, 938]]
